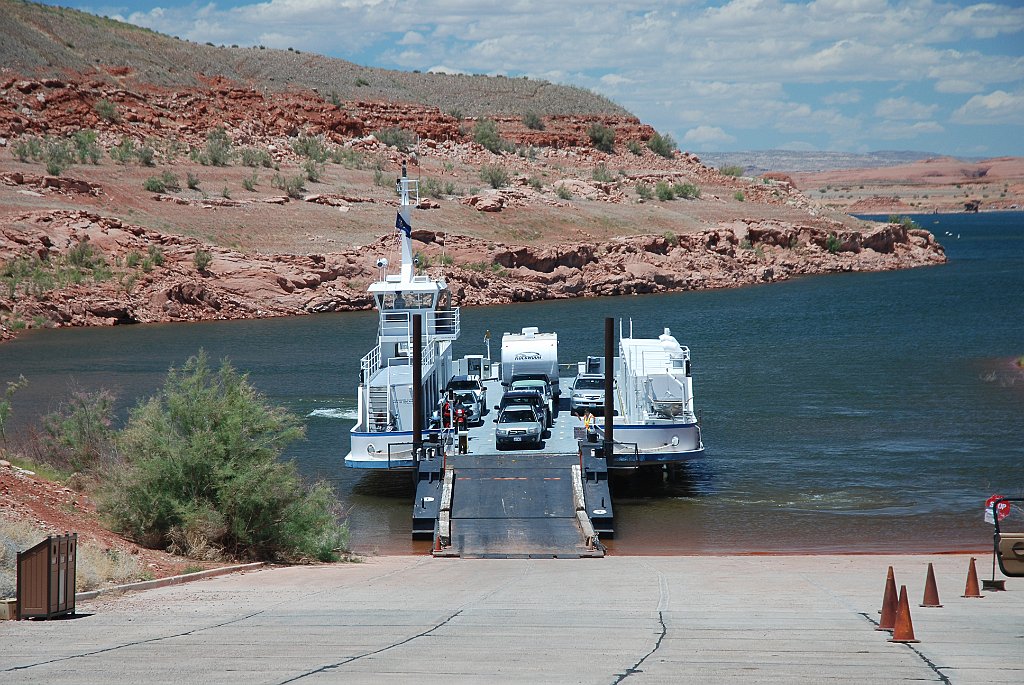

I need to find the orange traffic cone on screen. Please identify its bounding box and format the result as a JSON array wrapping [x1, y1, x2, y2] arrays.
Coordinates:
[[889, 585, 920, 644], [962, 556, 984, 598], [877, 566, 898, 632], [920, 562, 942, 607]]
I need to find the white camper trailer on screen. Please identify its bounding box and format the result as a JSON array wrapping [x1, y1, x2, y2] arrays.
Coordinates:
[[500, 327, 560, 398]]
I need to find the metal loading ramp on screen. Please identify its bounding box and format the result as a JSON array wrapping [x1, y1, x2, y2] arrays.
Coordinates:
[[435, 453, 605, 558]]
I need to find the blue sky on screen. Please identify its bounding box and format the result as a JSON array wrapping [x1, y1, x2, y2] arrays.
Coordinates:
[[40, 1, 1024, 157]]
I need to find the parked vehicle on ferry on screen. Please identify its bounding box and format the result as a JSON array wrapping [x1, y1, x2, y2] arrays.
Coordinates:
[[494, 405, 543, 449], [496, 389, 550, 430], [569, 374, 606, 414], [509, 378, 554, 426], [445, 374, 487, 411]]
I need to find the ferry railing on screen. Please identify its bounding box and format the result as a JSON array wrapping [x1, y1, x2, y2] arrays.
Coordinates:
[[360, 344, 381, 376], [378, 309, 461, 342]]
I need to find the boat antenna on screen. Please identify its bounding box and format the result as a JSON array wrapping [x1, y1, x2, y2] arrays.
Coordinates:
[[395, 161, 416, 283]]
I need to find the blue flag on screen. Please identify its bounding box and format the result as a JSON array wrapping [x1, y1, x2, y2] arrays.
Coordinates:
[[396, 213, 412, 237]]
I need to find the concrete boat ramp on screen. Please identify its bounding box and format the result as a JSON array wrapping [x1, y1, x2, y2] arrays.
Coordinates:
[[3, 554, 1021, 684]]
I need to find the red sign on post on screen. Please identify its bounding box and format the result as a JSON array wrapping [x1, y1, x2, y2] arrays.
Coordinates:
[[985, 494, 1010, 523]]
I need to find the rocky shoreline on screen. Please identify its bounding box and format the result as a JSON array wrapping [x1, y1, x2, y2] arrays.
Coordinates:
[[0, 209, 946, 343]]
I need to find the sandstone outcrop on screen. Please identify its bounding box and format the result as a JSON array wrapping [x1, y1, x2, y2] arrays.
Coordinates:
[[0, 209, 946, 343]]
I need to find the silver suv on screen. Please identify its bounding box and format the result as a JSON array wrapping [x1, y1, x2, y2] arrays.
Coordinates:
[[570, 374, 606, 414], [494, 405, 543, 449]]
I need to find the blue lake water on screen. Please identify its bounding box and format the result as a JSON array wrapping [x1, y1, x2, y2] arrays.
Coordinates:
[[2, 211, 1022, 554]]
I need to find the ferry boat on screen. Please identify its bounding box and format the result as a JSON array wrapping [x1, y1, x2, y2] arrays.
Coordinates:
[[343, 165, 460, 469], [594, 324, 705, 467]]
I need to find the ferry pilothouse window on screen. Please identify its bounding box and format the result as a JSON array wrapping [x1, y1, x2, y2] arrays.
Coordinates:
[[380, 292, 435, 309]]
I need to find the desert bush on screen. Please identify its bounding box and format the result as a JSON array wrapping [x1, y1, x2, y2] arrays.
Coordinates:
[[591, 163, 615, 183], [272, 172, 306, 198], [38, 388, 116, 474], [71, 130, 102, 164], [0, 375, 29, 444], [528, 177, 543, 191], [126, 250, 142, 268], [187, 172, 201, 190], [292, 134, 329, 162], [101, 352, 348, 561], [242, 172, 257, 192], [108, 137, 136, 164], [636, 182, 653, 200], [556, 184, 573, 200], [355, 76, 369, 87], [480, 164, 510, 189], [193, 249, 213, 272], [199, 127, 232, 166], [375, 127, 416, 152], [588, 123, 615, 153], [627, 140, 644, 156], [675, 182, 701, 199], [0, 516, 45, 597], [522, 111, 545, 131], [421, 176, 444, 199], [826, 233, 841, 254], [720, 164, 745, 177], [663, 231, 678, 247], [647, 131, 676, 159], [655, 181, 675, 201], [473, 119, 506, 154], [148, 244, 165, 267], [888, 214, 921, 230], [733, 190, 745, 201], [42, 138, 74, 176], [330, 147, 363, 169], [94, 99, 119, 122], [239, 147, 273, 168], [135, 144, 155, 167], [12, 136, 42, 162], [302, 159, 322, 182]]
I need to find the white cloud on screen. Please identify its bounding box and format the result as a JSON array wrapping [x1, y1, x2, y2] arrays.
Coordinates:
[[870, 120, 944, 139], [874, 97, 938, 120], [934, 79, 983, 94], [823, 90, 861, 105], [427, 65, 464, 75], [398, 31, 425, 46], [940, 3, 1024, 39], [682, 125, 736, 146], [952, 90, 1024, 125], [599, 74, 632, 87]]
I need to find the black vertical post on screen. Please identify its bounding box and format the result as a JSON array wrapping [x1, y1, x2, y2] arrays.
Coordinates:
[[603, 317, 614, 457], [412, 314, 423, 459]]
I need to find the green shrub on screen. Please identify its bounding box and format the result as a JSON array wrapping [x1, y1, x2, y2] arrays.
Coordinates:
[[556, 185, 573, 200], [375, 127, 416, 152], [720, 164, 745, 177], [636, 182, 653, 200], [187, 172, 201, 190], [0, 375, 29, 444], [355, 76, 370, 87], [126, 250, 142, 268], [655, 181, 675, 201], [43, 138, 74, 176], [242, 173, 257, 192], [663, 231, 678, 247], [71, 130, 103, 164], [100, 352, 347, 561], [421, 176, 444, 199], [94, 99, 119, 122], [522, 112, 545, 131], [588, 123, 616, 153], [888, 215, 921, 230], [826, 234, 841, 254], [199, 127, 232, 166], [12, 137, 41, 162], [148, 244, 165, 266], [480, 163, 510, 189], [647, 131, 676, 159], [272, 172, 307, 198], [528, 177, 543, 191], [330, 147, 363, 169], [292, 134, 329, 162], [109, 137, 136, 164], [144, 176, 167, 192], [239, 147, 273, 168], [675, 182, 701, 199], [37, 388, 116, 474], [193, 249, 213, 272], [136, 145, 156, 167], [473, 119, 506, 154], [733, 190, 745, 202], [627, 140, 644, 156], [591, 163, 614, 183], [302, 159, 321, 182]]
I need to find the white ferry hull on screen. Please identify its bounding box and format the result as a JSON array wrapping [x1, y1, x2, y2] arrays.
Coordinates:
[[595, 421, 704, 467]]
